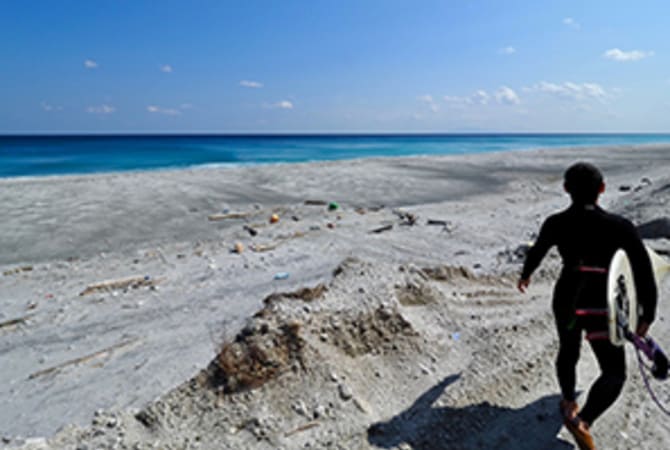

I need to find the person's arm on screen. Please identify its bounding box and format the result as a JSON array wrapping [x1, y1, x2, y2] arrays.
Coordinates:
[[518, 217, 556, 292], [622, 220, 657, 335]]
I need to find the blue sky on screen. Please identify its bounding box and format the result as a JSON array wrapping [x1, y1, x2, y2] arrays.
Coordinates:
[[1, 0, 669, 133]]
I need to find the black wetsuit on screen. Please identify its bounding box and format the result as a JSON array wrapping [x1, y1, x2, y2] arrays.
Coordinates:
[[521, 203, 657, 425]]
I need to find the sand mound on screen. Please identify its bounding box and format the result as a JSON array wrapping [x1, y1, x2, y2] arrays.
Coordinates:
[[37, 256, 583, 450]]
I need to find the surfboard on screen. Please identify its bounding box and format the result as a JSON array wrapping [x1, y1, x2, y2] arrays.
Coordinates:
[[607, 246, 670, 346]]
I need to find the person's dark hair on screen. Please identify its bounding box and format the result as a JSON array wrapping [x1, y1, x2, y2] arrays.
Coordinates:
[[564, 162, 603, 204]]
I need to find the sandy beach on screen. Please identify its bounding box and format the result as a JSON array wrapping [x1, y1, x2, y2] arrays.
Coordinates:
[[2, 144, 670, 449]]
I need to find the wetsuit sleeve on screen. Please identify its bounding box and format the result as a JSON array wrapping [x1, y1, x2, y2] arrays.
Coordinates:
[[520, 216, 556, 280], [622, 221, 658, 324]]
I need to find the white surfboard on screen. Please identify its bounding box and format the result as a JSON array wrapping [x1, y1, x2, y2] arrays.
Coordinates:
[[607, 246, 670, 346]]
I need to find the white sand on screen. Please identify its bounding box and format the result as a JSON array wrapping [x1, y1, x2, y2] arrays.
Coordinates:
[[1, 144, 670, 449]]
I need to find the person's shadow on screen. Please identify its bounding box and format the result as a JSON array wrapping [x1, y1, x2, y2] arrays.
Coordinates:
[[367, 373, 575, 450]]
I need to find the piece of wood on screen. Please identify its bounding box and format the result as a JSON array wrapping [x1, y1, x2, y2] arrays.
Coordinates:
[[427, 219, 449, 226], [304, 200, 327, 206], [28, 339, 139, 380], [0, 315, 32, 330], [79, 276, 160, 296], [208, 212, 252, 221], [370, 224, 393, 234], [3, 265, 33, 276], [284, 421, 320, 437]]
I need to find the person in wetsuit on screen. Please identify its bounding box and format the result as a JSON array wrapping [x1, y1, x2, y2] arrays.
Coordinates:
[[517, 162, 657, 450]]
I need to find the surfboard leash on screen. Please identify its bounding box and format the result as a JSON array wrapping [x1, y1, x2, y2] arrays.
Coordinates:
[[629, 333, 670, 416], [635, 345, 670, 416]]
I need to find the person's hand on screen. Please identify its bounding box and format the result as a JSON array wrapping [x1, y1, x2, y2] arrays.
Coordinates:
[[517, 278, 530, 293], [636, 321, 650, 337]]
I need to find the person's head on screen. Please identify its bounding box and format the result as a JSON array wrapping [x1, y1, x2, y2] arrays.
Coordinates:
[[563, 162, 605, 204]]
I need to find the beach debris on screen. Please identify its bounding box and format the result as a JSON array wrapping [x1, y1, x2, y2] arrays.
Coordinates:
[[243, 225, 258, 236], [370, 224, 393, 234], [250, 231, 307, 253], [274, 272, 290, 280], [3, 265, 33, 276], [208, 211, 253, 221], [233, 242, 245, 254], [270, 213, 280, 224], [263, 284, 328, 305], [327, 223, 336, 229], [251, 242, 280, 253], [28, 338, 140, 380], [284, 421, 320, 437], [427, 219, 453, 232], [304, 200, 327, 206], [355, 207, 366, 215], [291, 215, 300, 221], [0, 315, 33, 331], [328, 202, 339, 211], [393, 210, 418, 226], [79, 275, 160, 296], [619, 185, 632, 192], [451, 332, 461, 341], [637, 217, 670, 239]]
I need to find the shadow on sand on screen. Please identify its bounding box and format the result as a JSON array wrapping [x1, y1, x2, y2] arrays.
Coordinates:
[[367, 374, 575, 450]]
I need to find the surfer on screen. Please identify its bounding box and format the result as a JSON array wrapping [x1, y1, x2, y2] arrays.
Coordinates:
[[517, 162, 657, 450]]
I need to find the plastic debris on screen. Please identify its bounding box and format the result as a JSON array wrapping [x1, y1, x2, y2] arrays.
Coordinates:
[[243, 225, 258, 236], [270, 214, 280, 224], [274, 272, 290, 280], [328, 202, 339, 211], [451, 332, 461, 341]]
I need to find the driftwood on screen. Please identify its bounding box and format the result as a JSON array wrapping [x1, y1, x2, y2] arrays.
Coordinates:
[[304, 200, 327, 206], [0, 315, 33, 330], [80, 276, 160, 296], [208, 212, 253, 221], [427, 219, 449, 226], [250, 231, 307, 253], [3, 265, 33, 276], [28, 339, 139, 380], [284, 421, 320, 437], [370, 224, 393, 234]]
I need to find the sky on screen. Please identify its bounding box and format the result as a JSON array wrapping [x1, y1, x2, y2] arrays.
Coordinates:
[[1, 0, 669, 133]]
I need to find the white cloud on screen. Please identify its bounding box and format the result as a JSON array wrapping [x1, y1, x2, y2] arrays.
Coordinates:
[[563, 17, 580, 29], [84, 59, 98, 69], [147, 105, 181, 115], [41, 101, 62, 112], [444, 95, 473, 105], [160, 64, 173, 73], [498, 46, 516, 55], [473, 90, 490, 105], [444, 88, 516, 106], [417, 94, 439, 112], [265, 100, 293, 109], [240, 80, 264, 88], [527, 81, 608, 101], [495, 86, 520, 105], [603, 48, 654, 62], [86, 104, 115, 114]]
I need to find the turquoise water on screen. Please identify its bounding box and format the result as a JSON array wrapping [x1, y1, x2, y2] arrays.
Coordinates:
[[1, 134, 669, 178]]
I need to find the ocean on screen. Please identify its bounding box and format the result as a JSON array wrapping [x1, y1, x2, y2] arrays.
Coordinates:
[[1, 134, 670, 178]]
